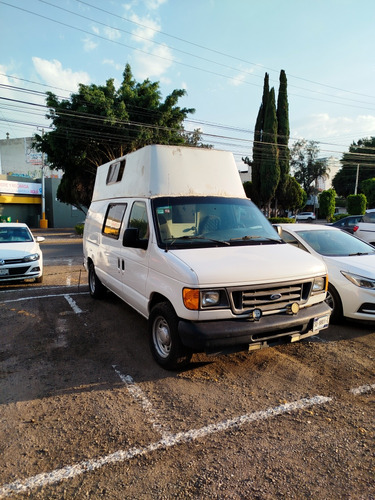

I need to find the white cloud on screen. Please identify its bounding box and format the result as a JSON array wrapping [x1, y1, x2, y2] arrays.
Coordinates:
[[130, 14, 161, 42], [292, 113, 375, 155], [32, 57, 90, 93], [103, 59, 123, 71], [145, 0, 168, 10], [103, 27, 121, 41], [127, 13, 173, 79], [230, 67, 255, 87], [133, 43, 173, 80], [82, 36, 98, 52], [296, 113, 375, 140]]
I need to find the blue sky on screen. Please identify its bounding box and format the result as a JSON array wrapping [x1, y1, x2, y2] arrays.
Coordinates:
[[1, 0, 375, 166]]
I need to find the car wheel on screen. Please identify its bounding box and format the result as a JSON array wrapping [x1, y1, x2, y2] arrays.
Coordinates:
[[88, 261, 106, 299], [149, 302, 192, 370], [325, 284, 343, 323], [35, 275, 43, 284], [307, 217, 312, 222]]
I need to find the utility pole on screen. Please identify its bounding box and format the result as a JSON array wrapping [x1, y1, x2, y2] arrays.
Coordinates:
[[39, 128, 48, 228], [354, 163, 359, 195]]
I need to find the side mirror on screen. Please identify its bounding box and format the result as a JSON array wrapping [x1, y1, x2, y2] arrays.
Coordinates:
[[123, 228, 148, 250], [36, 236, 45, 243]]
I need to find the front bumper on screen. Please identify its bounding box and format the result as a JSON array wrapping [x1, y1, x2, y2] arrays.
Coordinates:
[[178, 302, 331, 354], [0, 264, 42, 282]]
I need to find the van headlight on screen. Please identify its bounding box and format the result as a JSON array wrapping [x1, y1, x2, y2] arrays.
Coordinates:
[[23, 253, 39, 262], [183, 288, 229, 310], [341, 271, 375, 289], [312, 276, 327, 293]]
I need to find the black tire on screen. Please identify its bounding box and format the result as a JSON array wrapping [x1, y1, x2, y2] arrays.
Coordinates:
[[307, 217, 312, 222], [325, 284, 343, 323], [88, 261, 107, 299], [35, 275, 43, 284], [149, 302, 192, 370]]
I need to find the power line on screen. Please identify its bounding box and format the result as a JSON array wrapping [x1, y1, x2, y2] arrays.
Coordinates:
[[72, 0, 375, 101], [2, 0, 375, 110]]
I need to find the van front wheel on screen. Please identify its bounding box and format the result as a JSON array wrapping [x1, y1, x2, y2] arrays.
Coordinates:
[[149, 302, 192, 370], [88, 261, 106, 299]]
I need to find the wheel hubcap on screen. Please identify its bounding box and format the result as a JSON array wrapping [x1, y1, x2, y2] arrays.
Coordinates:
[[153, 317, 171, 358]]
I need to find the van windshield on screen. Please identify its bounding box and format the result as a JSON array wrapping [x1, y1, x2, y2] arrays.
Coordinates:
[[152, 196, 283, 249]]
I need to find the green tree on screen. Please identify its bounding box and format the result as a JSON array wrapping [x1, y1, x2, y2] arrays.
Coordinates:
[[319, 188, 336, 221], [291, 139, 329, 195], [34, 64, 196, 209], [347, 193, 367, 215], [361, 178, 375, 208], [278, 175, 305, 212], [275, 70, 290, 205], [260, 87, 280, 208], [333, 137, 375, 197], [243, 73, 270, 203], [243, 70, 290, 213]]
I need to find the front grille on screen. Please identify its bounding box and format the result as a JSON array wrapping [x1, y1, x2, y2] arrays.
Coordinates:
[[229, 280, 312, 315], [0, 266, 32, 279], [2, 258, 25, 264]]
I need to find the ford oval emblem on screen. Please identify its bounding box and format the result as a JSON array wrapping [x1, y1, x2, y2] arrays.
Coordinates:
[[270, 293, 282, 300]]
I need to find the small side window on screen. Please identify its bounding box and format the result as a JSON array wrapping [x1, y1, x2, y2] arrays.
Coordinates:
[[128, 201, 149, 240], [102, 203, 127, 239], [106, 159, 126, 185]]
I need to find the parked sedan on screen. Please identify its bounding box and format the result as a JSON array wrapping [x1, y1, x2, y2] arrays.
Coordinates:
[[330, 215, 363, 234], [277, 223, 375, 323], [0, 223, 44, 283]]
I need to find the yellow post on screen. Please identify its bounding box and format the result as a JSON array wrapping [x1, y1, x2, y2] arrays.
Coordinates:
[[40, 213, 48, 229]]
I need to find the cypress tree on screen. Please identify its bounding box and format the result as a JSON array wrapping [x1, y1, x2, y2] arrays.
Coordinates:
[[276, 70, 290, 204], [260, 87, 280, 207], [247, 73, 269, 206]]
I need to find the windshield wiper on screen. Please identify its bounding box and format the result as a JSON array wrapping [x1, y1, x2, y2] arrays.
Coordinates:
[[348, 252, 370, 256], [230, 235, 283, 244], [164, 235, 230, 251]]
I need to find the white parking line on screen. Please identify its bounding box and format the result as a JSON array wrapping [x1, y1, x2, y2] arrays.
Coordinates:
[[0, 395, 331, 497], [0, 292, 88, 304], [350, 383, 375, 395], [112, 365, 172, 439], [66, 258, 72, 286], [64, 294, 83, 314]]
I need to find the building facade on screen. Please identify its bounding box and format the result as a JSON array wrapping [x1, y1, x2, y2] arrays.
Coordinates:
[[0, 136, 83, 228]]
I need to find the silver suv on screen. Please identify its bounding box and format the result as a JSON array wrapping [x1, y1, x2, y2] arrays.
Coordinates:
[[296, 212, 316, 222]]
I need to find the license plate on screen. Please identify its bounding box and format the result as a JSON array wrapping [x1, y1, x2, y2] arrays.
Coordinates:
[[313, 314, 330, 332], [0, 268, 9, 276]]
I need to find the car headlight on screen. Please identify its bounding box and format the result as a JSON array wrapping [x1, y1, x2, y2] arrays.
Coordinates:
[[341, 271, 375, 289], [23, 253, 40, 262], [183, 288, 229, 310], [312, 276, 327, 293]]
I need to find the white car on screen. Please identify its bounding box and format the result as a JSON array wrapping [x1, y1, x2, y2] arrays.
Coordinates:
[[277, 223, 375, 323], [296, 212, 316, 222], [0, 223, 44, 283]]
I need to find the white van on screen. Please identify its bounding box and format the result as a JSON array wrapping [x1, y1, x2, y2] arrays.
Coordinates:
[[83, 145, 330, 369]]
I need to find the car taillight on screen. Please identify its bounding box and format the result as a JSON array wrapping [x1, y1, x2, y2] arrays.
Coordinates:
[[353, 225, 359, 232]]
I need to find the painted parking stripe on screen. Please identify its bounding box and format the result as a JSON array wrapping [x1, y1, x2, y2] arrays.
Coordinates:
[[0, 292, 88, 304], [350, 383, 375, 395], [0, 395, 331, 497], [112, 365, 172, 439], [64, 294, 83, 314]]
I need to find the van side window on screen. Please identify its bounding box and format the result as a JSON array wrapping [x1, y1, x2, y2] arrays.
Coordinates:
[[103, 203, 127, 239], [128, 201, 149, 239], [106, 159, 126, 184]]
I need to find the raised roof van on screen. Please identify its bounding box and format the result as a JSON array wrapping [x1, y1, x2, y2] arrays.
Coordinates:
[[83, 145, 330, 369]]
